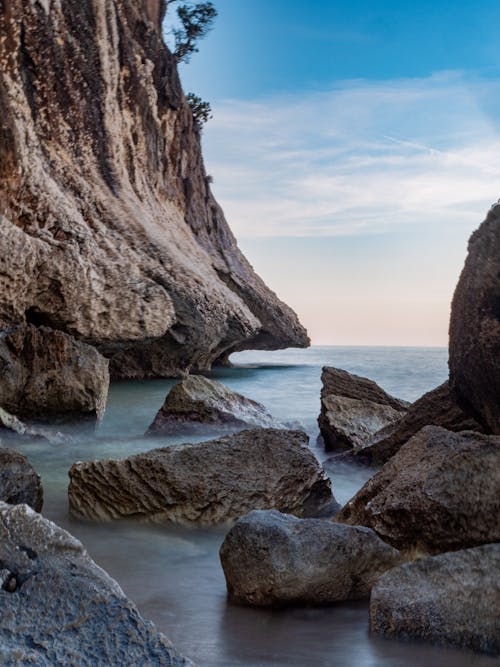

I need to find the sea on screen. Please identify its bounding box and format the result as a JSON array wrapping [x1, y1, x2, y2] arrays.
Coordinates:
[[13, 346, 497, 667]]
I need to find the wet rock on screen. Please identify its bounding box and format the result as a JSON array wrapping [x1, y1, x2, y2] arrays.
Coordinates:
[[146, 375, 285, 435], [370, 544, 500, 656], [0, 406, 69, 444], [0, 502, 193, 666], [0, 325, 109, 421], [68, 429, 338, 525], [219, 509, 401, 607], [336, 425, 500, 553], [0, 449, 42, 511]]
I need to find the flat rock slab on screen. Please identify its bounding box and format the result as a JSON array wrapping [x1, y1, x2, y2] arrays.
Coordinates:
[[0, 448, 42, 511], [69, 429, 338, 525], [371, 544, 500, 656], [336, 425, 500, 553], [220, 509, 401, 606], [0, 502, 193, 666]]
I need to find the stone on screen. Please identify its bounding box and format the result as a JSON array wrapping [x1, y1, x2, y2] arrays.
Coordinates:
[[219, 509, 401, 607], [370, 544, 500, 656], [0, 325, 109, 421], [318, 367, 408, 451], [68, 429, 338, 525], [0, 1, 308, 381], [0, 502, 193, 666], [0, 406, 68, 444], [0, 449, 42, 511], [336, 425, 500, 553], [146, 375, 285, 435]]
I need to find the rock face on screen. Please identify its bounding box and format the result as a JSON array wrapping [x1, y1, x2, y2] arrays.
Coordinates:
[[336, 425, 500, 553], [0, 0, 308, 380], [220, 509, 401, 607], [0, 502, 192, 666], [318, 367, 408, 451], [0, 325, 109, 420], [69, 429, 338, 525], [370, 544, 500, 656], [147, 375, 284, 435], [0, 449, 42, 511]]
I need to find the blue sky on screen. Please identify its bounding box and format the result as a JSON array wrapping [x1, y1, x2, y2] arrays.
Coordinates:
[[165, 1, 500, 345]]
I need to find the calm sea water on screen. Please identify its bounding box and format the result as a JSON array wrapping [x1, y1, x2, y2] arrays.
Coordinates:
[[12, 346, 497, 666]]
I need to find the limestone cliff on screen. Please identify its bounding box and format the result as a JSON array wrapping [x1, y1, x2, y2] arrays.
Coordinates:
[[0, 0, 309, 378]]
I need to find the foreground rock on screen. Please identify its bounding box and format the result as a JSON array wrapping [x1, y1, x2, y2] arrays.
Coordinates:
[[336, 425, 500, 553], [0, 325, 109, 421], [371, 544, 500, 656], [147, 375, 284, 435], [220, 509, 400, 607], [0, 449, 42, 511], [0, 503, 192, 666], [69, 429, 338, 525], [318, 367, 408, 451]]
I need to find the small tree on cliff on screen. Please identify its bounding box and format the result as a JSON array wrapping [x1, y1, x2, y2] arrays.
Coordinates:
[[186, 93, 213, 127], [169, 1, 217, 64]]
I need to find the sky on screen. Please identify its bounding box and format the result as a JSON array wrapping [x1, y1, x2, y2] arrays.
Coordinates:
[[166, 0, 500, 346]]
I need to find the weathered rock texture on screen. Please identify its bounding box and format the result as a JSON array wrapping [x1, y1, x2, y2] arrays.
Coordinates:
[[370, 544, 500, 656], [147, 375, 284, 435], [0, 325, 109, 420], [318, 367, 408, 451], [68, 429, 338, 525], [336, 425, 500, 553], [0, 0, 308, 380], [0, 448, 42, 511], [0, 502, 192, 666], [220, 509, 401, 607], [449, 203, 500, 433]]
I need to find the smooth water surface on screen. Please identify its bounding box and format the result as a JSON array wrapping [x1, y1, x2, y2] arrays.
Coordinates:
[[13, 346, 497, 666]]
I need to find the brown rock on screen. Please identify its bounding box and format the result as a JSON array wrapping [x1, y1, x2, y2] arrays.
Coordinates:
[[0, 448, 42, 511]]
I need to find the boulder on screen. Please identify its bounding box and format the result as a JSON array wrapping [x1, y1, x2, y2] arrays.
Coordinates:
[[0, 502, 193, 666], [219, 509, 401, 607], [370, 544, 500, 656], [146, 375, 284, 435], [0, 325, 109, 421], [318, 367, 408, 451], [0, 448, 42, 511], [336, 425, 500, 553], [69, 429, 338, 525]]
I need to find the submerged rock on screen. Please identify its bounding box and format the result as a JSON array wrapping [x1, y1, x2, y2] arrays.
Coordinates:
[[0, 325, 109, 421], [68, 429, 338, 525], [0, 406, 68, 444], [220, 509, 401, 607], [0, 502, 193, 666], [370, 544, 500, 656], [336, 425, 500, 553], [0, 449, 42, 511], [146, 375, 284, 435]]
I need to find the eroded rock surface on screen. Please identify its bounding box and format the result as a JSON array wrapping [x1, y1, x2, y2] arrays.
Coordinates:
[[370, 544, 500, 656], [220, 509, 401, 607], [0, 449, 42, 511], [0, 502, 193, 666], [336, 425, 500, 553], [69, 429, 338, 525], [0, 0, 308, 380]]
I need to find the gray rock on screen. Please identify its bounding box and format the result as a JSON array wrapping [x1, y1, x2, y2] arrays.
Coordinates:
[[0, 406, 69, 444], [370, 544, 500, 656], [219, 509, 401, 606], [68, 429, 338, 525], [146, 375, 285, 435], [0, 502, 193, 666], [0, 448, 42, 511]]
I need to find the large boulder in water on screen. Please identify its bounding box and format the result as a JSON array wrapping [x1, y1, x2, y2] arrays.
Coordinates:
[[336, 425, 500, 553], [0, 325, 109, 421], [0, 448, 42, 511], [0, 502, 192, 666], [68, 429, 338, 525], [220, 509, 401, 607], [370, 543, 500, 656], [146, 375, 284, 435]]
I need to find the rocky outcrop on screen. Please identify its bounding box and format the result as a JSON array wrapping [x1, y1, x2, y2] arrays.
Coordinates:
[[0, 325, 109, 420], [0, 449, 42, 511], [146, 375, 284, 435], [0, 502, 193, 666], [370, 544, 500, 656], [220, 509, 401, 607], [336, 425, 500, 553], [69, 429, 338, 524], [0, 0, 308, 380], [318, 367, 408, 451]]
